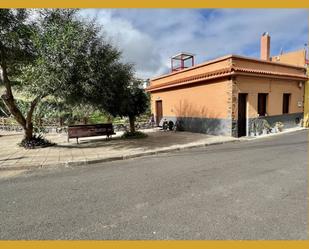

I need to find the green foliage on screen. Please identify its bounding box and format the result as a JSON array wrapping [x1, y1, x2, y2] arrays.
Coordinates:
[[250, 118, 272, 135], [1, 9, 134, 140], [89, 77, 149, 133], [121, 79, 149, 119], [28, 9, 134, 120], [0, 9, 35, 78], [274, 121, 284, 132], [112, 116, 126, 125], [121, 131, 148, 139], [88, 110, 112, 124], [19, 9, 131, 103], [12, 97, 114, 127], [94, 78, 149, 120], [0, 99, 9, 117], [14, 98, 63, 125]]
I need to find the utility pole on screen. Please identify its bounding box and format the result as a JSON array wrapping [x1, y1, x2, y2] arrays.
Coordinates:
[[303, 43, 308, 128], [304, 68, 309, 127]]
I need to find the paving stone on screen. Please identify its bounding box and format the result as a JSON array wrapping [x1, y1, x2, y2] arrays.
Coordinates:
[[5, 127, 301, 171]]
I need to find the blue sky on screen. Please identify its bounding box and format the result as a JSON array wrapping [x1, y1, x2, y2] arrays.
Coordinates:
[[81, 9, 308, 79]]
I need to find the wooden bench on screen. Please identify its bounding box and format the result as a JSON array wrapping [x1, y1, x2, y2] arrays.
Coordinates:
[[68, 123, 116, 143]]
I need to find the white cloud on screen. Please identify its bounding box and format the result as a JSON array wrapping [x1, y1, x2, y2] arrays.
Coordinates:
[[80, 9, 308, 79], [81, 9, 165, 79]]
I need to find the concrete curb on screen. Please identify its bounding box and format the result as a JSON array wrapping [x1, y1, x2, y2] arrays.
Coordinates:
[[1, 128, 305, 172], [0, 139, 240, 171], [243, 127, 307, 140]]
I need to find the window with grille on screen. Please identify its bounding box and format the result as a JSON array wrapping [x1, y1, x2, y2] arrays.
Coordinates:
[[258, 93, 268, 116]]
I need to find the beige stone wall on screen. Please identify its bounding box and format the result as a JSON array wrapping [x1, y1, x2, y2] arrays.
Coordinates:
[[150, 79, 232, 120], [235, 76, 304, 118]]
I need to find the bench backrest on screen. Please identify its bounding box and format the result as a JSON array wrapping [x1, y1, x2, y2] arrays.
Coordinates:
[[68, 123, 115, 139]]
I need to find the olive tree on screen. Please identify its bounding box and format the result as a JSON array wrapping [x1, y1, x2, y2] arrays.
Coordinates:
[[91, 78, 148, 133], [120, 80, 149, 133], [0, 9, 132, 141]]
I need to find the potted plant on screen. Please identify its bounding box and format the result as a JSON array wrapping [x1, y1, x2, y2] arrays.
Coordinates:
[[275, 122, 284, 132]]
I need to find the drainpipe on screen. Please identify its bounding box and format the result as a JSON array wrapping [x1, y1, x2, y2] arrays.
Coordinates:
[[304, 67, 309, 127]]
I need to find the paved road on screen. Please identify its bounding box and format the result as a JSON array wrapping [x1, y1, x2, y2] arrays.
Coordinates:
[[0, 130, 307, 240]]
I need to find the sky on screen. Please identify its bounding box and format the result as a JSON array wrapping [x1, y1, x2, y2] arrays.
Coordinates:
[[80, 9, 308, 79]]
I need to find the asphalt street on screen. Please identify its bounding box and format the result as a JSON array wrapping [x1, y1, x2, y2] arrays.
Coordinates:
[[0, 130, 307, 239]]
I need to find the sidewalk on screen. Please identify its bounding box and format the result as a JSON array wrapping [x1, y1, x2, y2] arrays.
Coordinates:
[[1, 127, 305, 172], [0, 129, 238, 171]]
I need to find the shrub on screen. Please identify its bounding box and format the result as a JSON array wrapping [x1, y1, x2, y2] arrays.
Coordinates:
[[250, 118, 271, 135], [176, 119, 185, 131], [19, 134, 56, 149], [274, 122, 284, 132]]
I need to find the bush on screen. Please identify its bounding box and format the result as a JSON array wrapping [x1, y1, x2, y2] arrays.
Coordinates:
[[176, 120, 185, 131], [250, 118, 271, 135], [121, 131, 148, 139], [274, 122, 284, 132], [88, 111, 111, 124], [19, 134, 56, 149]]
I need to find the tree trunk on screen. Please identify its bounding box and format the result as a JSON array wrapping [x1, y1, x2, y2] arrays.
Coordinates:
[[59, 117, 64, 126], [1, 44, 41, 141], [129, 116, 135, 133], [1, 93, 26, 129], [1, 45, 27, 132], [24, 122, 33, 140], [24, 96, 41, 140]]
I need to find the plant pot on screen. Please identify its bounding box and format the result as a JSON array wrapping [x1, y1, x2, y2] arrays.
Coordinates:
[[272, 127, 278, 133]]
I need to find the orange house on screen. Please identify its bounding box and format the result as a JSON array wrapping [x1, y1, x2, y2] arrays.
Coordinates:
[[146, 34, 307, 137]]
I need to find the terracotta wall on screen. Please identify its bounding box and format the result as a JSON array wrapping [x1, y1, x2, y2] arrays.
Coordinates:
[[150, 79, 232, 120], [233, 57, 306, 75], [150, 75, 304, 121], [235, 76, 304, 118], [271, 49, 306, 67]]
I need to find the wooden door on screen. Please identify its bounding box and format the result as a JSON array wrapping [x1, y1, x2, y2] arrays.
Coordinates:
[[238, 93, 247, 137], [282, 93, 290, 114], [155, 100, 163, 126]]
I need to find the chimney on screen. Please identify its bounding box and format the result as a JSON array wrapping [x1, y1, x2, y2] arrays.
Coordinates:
[[260, 32, 271, 61]]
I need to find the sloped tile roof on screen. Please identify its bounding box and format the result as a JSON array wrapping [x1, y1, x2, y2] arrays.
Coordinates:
[[147, 66, 307, 92], [232, 67, 308, 80]]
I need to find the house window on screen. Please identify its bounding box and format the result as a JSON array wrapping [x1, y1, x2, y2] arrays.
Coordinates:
[[282, 93, 290, 114], [258, 93, 268, 116]]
